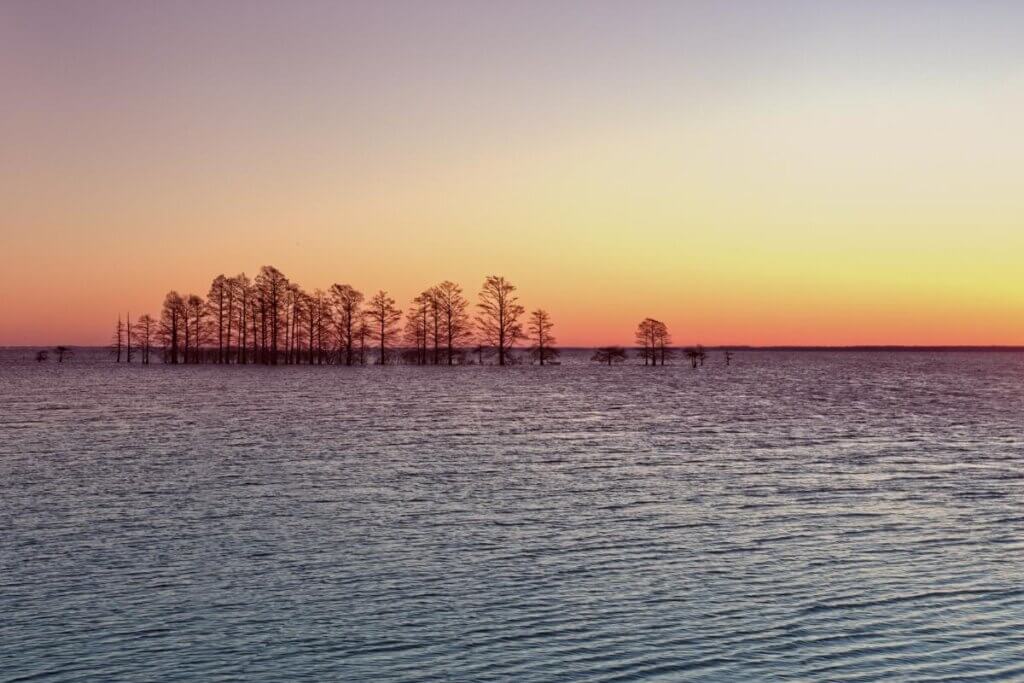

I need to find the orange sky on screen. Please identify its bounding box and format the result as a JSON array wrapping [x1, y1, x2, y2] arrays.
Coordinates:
[[2, 2, 1024, 346]]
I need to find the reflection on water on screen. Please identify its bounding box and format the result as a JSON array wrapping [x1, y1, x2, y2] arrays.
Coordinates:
[[2, 350, 1023, 681]]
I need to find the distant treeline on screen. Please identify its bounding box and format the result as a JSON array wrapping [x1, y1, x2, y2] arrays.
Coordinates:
[[101, 266, 715, 367]]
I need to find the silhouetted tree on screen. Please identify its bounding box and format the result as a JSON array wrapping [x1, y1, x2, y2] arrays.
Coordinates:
[[405, 291, 431, 365], [357, 314, 369, 365], [684, 347, 700, 368], [330, 283, 364, 366], [160, 291, 185, 364], [54, 346, 72, 363], [125, 312, 132, 363], [256, 266, 289, 365], [528, 309, 560, 365], [133, 314, 155, 364], [185, 294, 206, 363], [435, 280, 471, 365], [635, 318, 657, 366], [477, 275, 524, 366], [232, 274, 252, 364], [111, 315, 124, 362], [366, 290, 402, 364], [636, 318, 671, 366], [207, 275, 229, 363], [655, 322, 673, 366], [591, 346, 628, 365]]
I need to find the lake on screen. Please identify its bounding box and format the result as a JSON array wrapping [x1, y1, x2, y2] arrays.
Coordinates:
[[2, 350, 1023, 681]]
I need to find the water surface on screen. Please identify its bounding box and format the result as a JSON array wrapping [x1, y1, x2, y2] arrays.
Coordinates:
[[2, 351, 1023, 681]]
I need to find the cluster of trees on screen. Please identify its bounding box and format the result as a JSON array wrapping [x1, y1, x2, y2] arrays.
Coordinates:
[[104, 266, 726, 368], [116, 267, 561, 366]]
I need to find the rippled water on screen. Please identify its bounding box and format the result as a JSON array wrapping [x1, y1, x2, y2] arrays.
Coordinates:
[[2, 350, 1023, 681]]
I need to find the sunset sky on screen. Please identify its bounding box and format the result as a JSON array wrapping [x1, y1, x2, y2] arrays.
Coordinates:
[[2, 1, 1023, 346]]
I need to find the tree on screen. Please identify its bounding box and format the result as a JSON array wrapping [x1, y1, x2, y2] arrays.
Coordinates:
[[591, 346, 628, 365], [366, 290, 402, 365], [477, 275, 524, 366], [125, 312, 132, 363], [207, 275, 229, 363], [255, 265, 289, 365], [655, 321, 673, 366], [185, 294, 206, 363], [434, 280, 471, 365], [54, 346, 72, 363], [111, 315, 124, 362], [133, 314, 155, 364], [160, 291, 185, 364], [405, 291, 431, 365], [684, 347, 701, 368], [635, 318, 671, 366], [232, 274, 252, 364], [330, 283, 364, 366], [527, 309, 560, 365]]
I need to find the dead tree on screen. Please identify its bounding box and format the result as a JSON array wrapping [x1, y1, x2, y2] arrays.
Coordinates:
[[330, 283, 364, 366], [207, 275, 228, 363], [405, 292, 431, 365], [366, 290, 402, 365], [476, 275, 524, 366], [528, 309, 560, 365], [159, 291, 185, 364], [434, 280, 471, 365], [255, 266, 289, 365], [133, 314, 155, 364], [111, 315, 124, 362]]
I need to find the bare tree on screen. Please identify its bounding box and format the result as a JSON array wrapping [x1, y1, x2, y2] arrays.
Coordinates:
[[635, 318, 657, 366], [655, 321, 673, 366], [635, 318, 671, 366], [527, 309, 560, 365], [111, 315, 124, 362], [185, 294, 206, 363], [477, 275, 524, 366], [133, 314, 155, 364], [405, 291, 431, 365], [330, 283, 364, 366], [366, 290, 402, 365], [232, 274, 252, 364], [255, 265, 289, 365], [434, 280, 471, 365], [160, 291, 185, 364], [357, 313, 369, 365], [591, 346, 628, 365], [206, 275, 229, 363]]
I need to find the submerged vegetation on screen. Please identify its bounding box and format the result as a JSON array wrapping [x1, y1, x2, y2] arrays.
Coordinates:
[[99, 265, 717, 367]]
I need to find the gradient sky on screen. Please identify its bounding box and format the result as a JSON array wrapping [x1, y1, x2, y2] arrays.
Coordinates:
[[2, 1, 1023, 346]]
